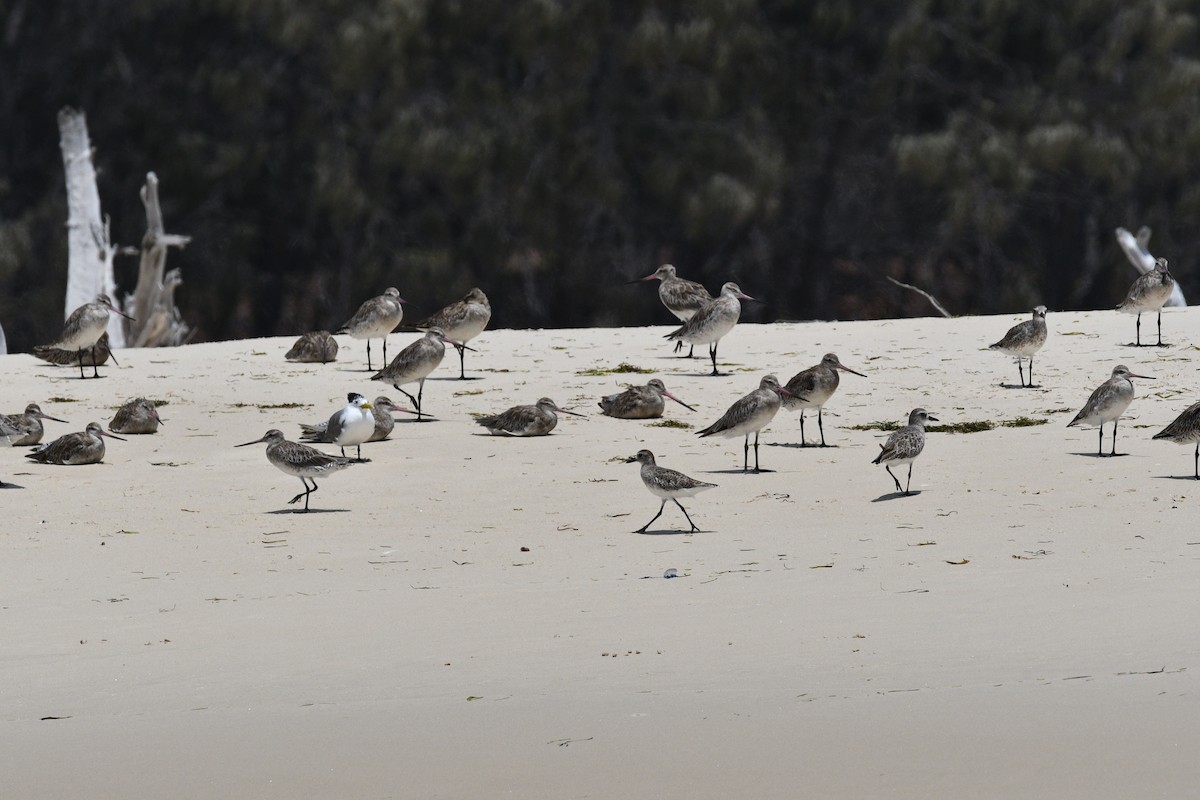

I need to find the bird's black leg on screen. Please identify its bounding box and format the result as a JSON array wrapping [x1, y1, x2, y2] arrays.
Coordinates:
[[355, 444, 364, 462], [77, 349, 86, 379], [1017, 360, 1025, 388], [1194, 443, 1198, 479], [396, 385, 421, 420], [905, 464, 913, 495], [674, 499, 700, 532], [1097, 425, 1104, 456], [1111, 419, 1118, 456], [688, 344, 695, 358], [1135, 313, 1142, 347], [456, 344, 467, 379], [885, 465, 902, 493], [1157, 310, 1166, 347], [637, 501, 665, 533], [742, 434, 750, 472], [382, 336, 388, 365], [674, 339, 684, 355], [818, 408, 827, 447], [753, 431, 761, 472], [799, 411, 807, 446], [709, 342, 719, 376], [1027, 358, 1034, 388], [366, 340, 373, 372], [415, 378, 426, 421], [290, 477, 315, 508], [91, 345, 100, 378]]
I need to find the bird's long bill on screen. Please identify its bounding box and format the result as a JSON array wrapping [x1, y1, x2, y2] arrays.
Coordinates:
[[108, 349, 121, 367], [738, 291, 760, 302], [555, 406, 587, 417], [665, 392, 696, 412], [440, 334, 476, 351], [36, 412, 69, 423], [105, 300, 136, 321], [927, 415, 940, 422], [775, 386, 796, 398], [1129, 372, 1156, 380], [99, 429, 127, 441], [624, 272, 657, 284], [235, 436, 267, 447], [837, 362, 867, 378]]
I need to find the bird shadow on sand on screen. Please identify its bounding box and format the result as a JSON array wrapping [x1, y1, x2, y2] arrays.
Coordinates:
[[394, 416, 439, 424], [765, 441, 837, 449], [1121, 342, 1172, 348], [635, 528, 702, 536], [1155, 474, 1200, 481], [428, 376, 484, 381], [1070, 452, 1131, 458], [871, 490, 921, 502], [998, 383, 1042, 390], [267, 507, 351, 515], [702, 468, 776, 475], [0, 481, 26, 490]]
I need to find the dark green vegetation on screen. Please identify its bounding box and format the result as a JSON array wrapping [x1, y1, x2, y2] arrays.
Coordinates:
[[2, 2, 1197, 351], [647, 419, 693, 429], [576, 363, 655, 376], [852, 416, 1049, 433]]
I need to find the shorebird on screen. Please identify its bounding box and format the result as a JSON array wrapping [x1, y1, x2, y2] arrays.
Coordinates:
[[302, 393, 375, 461], [39, 294, 133, 378], [1153, 401, 1200, 479], [370, 327, 469, 420], [26, 422, 124, 465], [412, 288, 491, 379], [872, 408, 937, 495], [110, 398, 163, 434], [236, 429, 355, 512], [783, 353, 866, 446], [665, 282, 756, 376], [989, 306, 1048, 388], [1117, 258, 1174, 347], [1067, 365, 1154, 456], [599, 378, 695, 419], [33, 332, 117, 369], [475, 397, 584, 436], [628, 264, 712, 357], [0, 419, 19, 487], [625, 449, 716, 533], [285, 331, 338, 364], [696, 374, 793, 472], [336, 287, 406, 370], [0, 403, 68, 445], [301, 396, 405, 443]]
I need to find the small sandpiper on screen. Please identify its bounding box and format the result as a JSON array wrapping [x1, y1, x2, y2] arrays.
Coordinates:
[[301, 396, 405, 443], [625, 449, 716, 533], [412, 288, 491, 379], [336, 287, 406, 370], [783, 353, 866, 446], [0, 402, 68, 446], [39, 294, 133, 378], [696, 374, 793, 472], [1067, 365, 1153, 456], [285, 331, 339, 364], [664, 282, 756, 376], [370, 327, 470, 420], [33, 332, 117, 369], [628, 264, 712, 357], [26, 422, 125, 465], [598, 379, 695, 419], [236, 429, 355, 512], [989, 306, 1048, 388], [872, 408, 937, 495], [1117, 258, 1174, 347], [110, 398, 163, 434], [1153, 401, 1200, 479], [475, 397, 584, 436]]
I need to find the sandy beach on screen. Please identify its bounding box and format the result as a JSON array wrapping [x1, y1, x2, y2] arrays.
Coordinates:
[[3, 307, 1198, 798]]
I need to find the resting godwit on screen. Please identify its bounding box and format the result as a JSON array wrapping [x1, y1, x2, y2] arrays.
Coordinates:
[[1117, 258, 1174, 347], [0, 419, 18, 487], [285, 331, 338, 364], [989, 306, 1048, 388], [413, 288, 491, 379], [39, 294, 133, 378], [697, 374, 793, 472], [665, 282, 756, 376], [1153, 401, 1200, 479], [475, 397, 584, 436], [33, 332, 117, 368], [1067, 365, 1153, 456], [110, 398, 163, 434], [0, 403, 68, 445], [872, 408, 937, 495], [599, 379, 695, 419], [336, 287, 405, 370], [307, 393, 374, 461], [301, 396, 405, 443], [783, 353, 866, 446], [625, 449, 716, 533], [628, 264, 712, 357], [370, 327, 469, 420], [26, 422, 124, 465], [236, 429, 355, 512]]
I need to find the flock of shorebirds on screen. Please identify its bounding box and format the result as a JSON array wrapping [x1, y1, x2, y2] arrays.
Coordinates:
[[5, 255, 1199, 531]]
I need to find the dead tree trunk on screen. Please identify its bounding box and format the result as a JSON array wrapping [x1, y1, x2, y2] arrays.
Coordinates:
[[58, 107, 125, 347], [127, 172, 192, 347]]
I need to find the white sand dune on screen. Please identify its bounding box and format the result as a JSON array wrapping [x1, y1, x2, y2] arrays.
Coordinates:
[[2, 307, 1198, 798]]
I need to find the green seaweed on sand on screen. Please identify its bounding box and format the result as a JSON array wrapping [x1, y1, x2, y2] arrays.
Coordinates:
[[648, 419, 693, 429], [576, 363, 655, 376]]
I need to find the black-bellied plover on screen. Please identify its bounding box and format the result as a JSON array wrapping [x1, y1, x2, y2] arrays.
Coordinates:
[[369, 327, 469, 420], [475, 397, 583, 436], [412, 288, 491, 379], [697, 374, 792, 472], [336, 287, 405, 370], [26, 422, 125, 465], [285, 331, 338, 364], [38, 294, 133, 378], [628, 264, 712, 357], [625, 449, 716, 533], [665, 282, 756, 376], [783, 353, 866, 446], [1117, 258, 1174, 347], [0, 402, 68, 446], [872, 408, 937, 495], [989, 306, 1048, 388], [1153, 401, 1200, 479], [110, 398, 163, 434], [1067, 365, 1153, 456], [236, 429, 355, 512], [599, 378, 695, 419]]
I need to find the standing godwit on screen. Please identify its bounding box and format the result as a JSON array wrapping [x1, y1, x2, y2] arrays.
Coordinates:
[[236, 429, 355, 512], [872, 408, 937, 495], [625, 449, 716, 533], [369, 327, 469, 420], [38, 294, 133, 378], [1117, 258, 1174, 347], [1153, 401, 1200, 478], [628, 264, 712, 357], [696, 374, 793, 472], [285, 331, 339, 364], [33, 332, 117, 368], [0, 403, 68, 445], [1067, 365, 1154, 456], [26, 422, 125, 465], [301, 396, 405, 443], [475, 397, 584, 436], [783, 353, 866, 446], [599, 379, 695, 419], [989, 306, 1048, 388], [300, 393, 375, 461], [413, 288, 491, 379], [336, 287, 406, 370], [110, 398, 163, 434], [665, 282, 756, 376]]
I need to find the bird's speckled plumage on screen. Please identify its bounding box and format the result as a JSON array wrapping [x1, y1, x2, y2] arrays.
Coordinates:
[[370, 327, 463, 419], [665, 282, 756, 375], [1068, 365, 1153, 455], [236, 429, 355, 512], [336, 287, 405, 370], [476, 397, 582, 436], [413, 288, 491, 378], [990, 306, 1048, 387], [872, 408, 937, 495], [782, 353, 865, 446], [625, 449, 716, 533], [285, 331, 339, 363], [39, 295, 132, 378], [26, 422, 124, 465], [110, 398, 163, 434], [599, 378, 694, 419], [1153, 401, 1200, 479], [1118, 258, 1174, 346], [33, 332, 115, 367], [0, 403, 68, 445], [697, 375, 792, 472]]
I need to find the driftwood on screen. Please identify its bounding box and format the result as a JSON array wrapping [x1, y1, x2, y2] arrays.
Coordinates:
[[886, 275, 952, 318], [125, 172, 193, 347], [0, 321, 6, 355]]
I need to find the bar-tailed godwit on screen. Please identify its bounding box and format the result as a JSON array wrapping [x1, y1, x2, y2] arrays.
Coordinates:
[[285, 331, 338, 364], [26, 422, 125, 465], [475, 397, 583, 436], [39, 294, 133, 378], [625, 449, 716, 533], [1117, 258, 1174, 347], [872, 408, 937, 495], [783, 353, 865, 446], [696, 374, 793, 472], [1067, 365, 1153, 456], [33, 332, 117, 368], [989, 306, 1048, 387], [1153, 401, 1200, 478], [413, 288, 491, 379], [0, 403, 68, 445], [628, 264, 712, 356], [665, 282, 755, 376], [599, 379, 695, 419], [236, 429, 355, 512], [369, 327, 469, 420], [336, 287, 405, 370], [110, 398, 163, 434]]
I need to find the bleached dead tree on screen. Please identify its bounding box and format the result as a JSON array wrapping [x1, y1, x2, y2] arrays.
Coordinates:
[[126, 172, 192, 346], [58, 107, 125, 347], [0, 322, 7, 355]]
